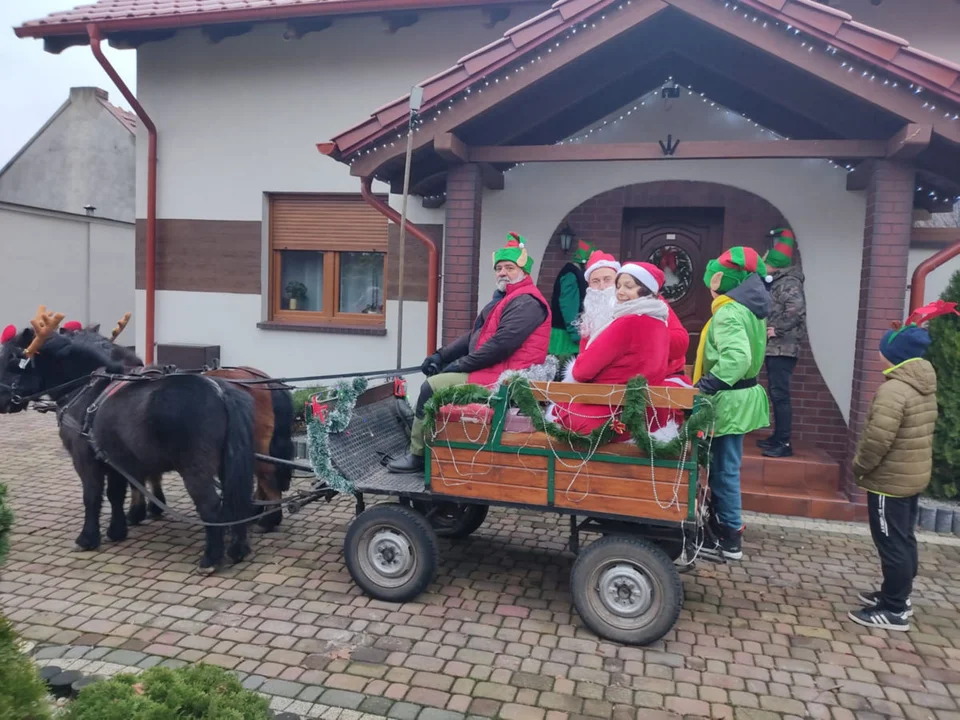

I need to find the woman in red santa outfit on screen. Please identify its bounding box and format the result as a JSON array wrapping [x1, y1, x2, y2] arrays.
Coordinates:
[[548, 262, 670, 440]]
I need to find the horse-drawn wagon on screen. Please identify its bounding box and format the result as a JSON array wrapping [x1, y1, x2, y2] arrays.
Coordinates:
[[316, 374, 712, 647]]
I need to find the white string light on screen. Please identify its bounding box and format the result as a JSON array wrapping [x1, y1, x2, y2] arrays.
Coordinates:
[[347, 0, 960, 203]]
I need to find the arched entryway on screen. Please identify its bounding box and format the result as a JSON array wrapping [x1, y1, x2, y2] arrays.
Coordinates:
[[537, 180, 848, 462]]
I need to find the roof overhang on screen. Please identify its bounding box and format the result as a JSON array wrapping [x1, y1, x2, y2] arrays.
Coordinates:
[[14, 0, 547, 54], [319, 0, 960, 208]]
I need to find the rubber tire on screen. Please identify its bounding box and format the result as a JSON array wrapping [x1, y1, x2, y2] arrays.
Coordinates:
[[571, 535, 683, 646], [344, 504, 439, 603], [411, 500, 489, 539]]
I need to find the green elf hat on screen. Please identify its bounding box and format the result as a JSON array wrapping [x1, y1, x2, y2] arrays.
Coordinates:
[[493, 232, 534, 274], [572, 239, 596, 266], [704, 246, 771, 294], [765, 227, 796, 269]]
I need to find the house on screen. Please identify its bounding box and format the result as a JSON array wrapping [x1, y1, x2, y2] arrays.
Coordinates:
[[14, 0, 960, 519], [0, 86, 136, 336]]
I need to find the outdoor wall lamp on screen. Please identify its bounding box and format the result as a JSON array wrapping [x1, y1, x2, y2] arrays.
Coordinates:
[[558, 223, 575, 252]]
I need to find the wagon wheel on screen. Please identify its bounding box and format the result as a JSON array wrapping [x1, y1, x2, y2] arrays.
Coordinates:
[[410, 500, 488, 539], [344, 504, 439, 603], [571, 535, 683, 646]]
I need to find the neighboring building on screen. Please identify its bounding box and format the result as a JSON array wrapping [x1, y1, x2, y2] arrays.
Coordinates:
[[0, 86, 136, 222], [0, 86, 136, 335], [14, 0, 960, 519]]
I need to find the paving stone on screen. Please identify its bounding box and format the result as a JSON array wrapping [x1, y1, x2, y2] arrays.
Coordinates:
[[299, 686, 325, 703], [387, 703, 422, 720], [359, 695, 394, 716], [418, 709, 465, 720], [243, 675, 266, 691], [103, 649, 147, 666], [262, 680, 307, 699], [320, 690, 366, 710]]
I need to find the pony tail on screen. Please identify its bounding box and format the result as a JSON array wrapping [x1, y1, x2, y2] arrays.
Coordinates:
[[269, 388, 295, 492], [218, 380, 256, 523]]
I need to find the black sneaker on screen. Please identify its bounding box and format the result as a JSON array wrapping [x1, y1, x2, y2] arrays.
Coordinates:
[[756, 435, 776, 449], [762, 442, 794, 458], [857, 591, 913, 618], [718, 527, 743, 560], [847, 607, 910, 631]]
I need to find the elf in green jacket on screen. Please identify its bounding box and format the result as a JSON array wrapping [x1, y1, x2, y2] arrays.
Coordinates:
[[694, 246, 771, 560], [548, 240, 594, 359]]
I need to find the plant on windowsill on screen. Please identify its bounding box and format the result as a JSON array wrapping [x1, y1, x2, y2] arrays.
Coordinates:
[[285, 281, 308, 311]]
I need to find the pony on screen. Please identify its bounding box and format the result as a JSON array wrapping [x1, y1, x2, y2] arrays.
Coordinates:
[[127, 366, 294, 533], [0, 320, 256, 571]]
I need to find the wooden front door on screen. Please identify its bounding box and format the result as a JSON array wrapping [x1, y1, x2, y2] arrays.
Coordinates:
[[622, 208, 725, 363]]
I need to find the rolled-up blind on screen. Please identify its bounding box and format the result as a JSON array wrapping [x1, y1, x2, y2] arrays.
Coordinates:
[[270, 194, 388, 252]]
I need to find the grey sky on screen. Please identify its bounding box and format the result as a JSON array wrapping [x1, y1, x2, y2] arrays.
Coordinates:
[[1, 1, 136, 167]]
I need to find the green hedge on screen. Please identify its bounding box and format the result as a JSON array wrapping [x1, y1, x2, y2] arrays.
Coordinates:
[[64, 663, 270, 720], [291, 385, 331, 423], [0, 615, 51, 720], [0, 483, 12, 566], [928, 269, 960, 499]]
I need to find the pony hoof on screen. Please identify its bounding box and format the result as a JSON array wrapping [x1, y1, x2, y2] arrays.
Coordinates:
[[228, 546, 252, 565], [148, 506, 165, 518], [196, 563, 217, 575], [252, 524, 274, 534], [75, 533, 101, 551], [107, 526, 128, 542]]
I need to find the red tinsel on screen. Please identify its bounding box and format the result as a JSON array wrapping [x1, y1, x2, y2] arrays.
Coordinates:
[[1, 325, 15, 344]]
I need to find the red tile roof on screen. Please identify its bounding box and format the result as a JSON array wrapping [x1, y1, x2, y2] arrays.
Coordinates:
[[323, 0, 960, 159], [14, 0, 534, 38], [98, 96, 137, 134]]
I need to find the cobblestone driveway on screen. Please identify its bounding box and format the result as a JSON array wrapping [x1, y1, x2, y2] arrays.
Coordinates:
[[3, 411, 960, 720]]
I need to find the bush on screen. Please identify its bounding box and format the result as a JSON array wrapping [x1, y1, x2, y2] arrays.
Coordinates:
[[928, 268, 960, 499], [0, 616, 51, 720], [63, 663, 270, 720], [0, 482, 12, 566], [291, 385, 331, 423]]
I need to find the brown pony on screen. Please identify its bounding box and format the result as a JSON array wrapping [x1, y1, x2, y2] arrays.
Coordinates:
[[128, 365, 295, 533]]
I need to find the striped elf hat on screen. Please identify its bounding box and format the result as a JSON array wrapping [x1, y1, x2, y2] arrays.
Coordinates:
[[704, 246, 770, 293], [766, 227, 796, 269]]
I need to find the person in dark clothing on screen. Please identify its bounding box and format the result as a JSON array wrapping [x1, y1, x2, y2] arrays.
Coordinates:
[[548, 240, 593, 358], [758, 227, 806, 458], [387, 234, 552, 474]]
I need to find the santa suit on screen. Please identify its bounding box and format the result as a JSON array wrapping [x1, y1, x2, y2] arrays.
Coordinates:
[[551, 300, 669, 438]]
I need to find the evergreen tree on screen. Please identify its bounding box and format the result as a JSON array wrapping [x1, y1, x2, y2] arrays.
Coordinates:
[[927, 268, 960, 499]]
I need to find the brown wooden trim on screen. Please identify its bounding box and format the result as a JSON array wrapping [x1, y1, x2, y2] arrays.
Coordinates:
[[257, 320, 387, 336], [349, 0, 669, 177], [135, 219, 261, 294], [912, 227, 960, 250], [435, 133, 469, 163], [527, 381, 697, 410], [663, 0, 960, 145], [887, 124, 932, 159], [468, 139, 887, 163]]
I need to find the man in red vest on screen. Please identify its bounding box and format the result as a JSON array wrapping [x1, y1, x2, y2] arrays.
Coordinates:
[[387, 233, 552, 474]]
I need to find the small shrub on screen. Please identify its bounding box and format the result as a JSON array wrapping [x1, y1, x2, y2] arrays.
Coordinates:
[[63, 663, 270, 720], [928, 268, 960, 499], [0, 616, 51, 720], [0, 482, 12, 565], [291, 385, 331, 423]]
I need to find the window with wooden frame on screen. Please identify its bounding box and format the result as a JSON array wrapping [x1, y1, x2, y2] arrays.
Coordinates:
[[268, 193, 388, 328]]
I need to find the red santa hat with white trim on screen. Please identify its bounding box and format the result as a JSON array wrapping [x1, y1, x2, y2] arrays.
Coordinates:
[[584, 250, 620, 282], [618, 262, 665, 295]]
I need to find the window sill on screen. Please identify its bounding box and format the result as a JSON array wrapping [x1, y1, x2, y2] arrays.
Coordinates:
[[258, 320, 387, 336]]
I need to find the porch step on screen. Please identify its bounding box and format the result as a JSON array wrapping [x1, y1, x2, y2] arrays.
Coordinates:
[[739, 435, 866, 522]]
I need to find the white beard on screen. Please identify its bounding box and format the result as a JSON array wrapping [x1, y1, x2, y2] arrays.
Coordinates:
[[576, 287, 616, 340]]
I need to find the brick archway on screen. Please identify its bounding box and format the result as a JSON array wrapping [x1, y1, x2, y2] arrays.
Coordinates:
[[537, 180, 847, 460]]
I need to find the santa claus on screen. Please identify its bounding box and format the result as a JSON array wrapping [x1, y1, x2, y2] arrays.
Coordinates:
[[564, 251, 620, 382], [549, 262, 670, 439]]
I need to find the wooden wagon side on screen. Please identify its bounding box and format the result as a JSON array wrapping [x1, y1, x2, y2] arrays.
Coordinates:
[[425, 381, 701, 526]]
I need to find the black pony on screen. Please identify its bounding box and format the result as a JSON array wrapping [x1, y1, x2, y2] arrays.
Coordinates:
[[0, 326, 256, 571]]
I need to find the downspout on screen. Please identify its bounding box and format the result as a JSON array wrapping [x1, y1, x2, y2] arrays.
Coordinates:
[[88, 24, 158, 363], [909, 237, 960, 312], [360, 176, 439, 355]]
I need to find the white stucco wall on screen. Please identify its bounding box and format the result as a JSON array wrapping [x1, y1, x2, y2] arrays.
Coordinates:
[[0, 203, 135, 336], [133, 7, 540, 371], [479, 91, 867, 419]]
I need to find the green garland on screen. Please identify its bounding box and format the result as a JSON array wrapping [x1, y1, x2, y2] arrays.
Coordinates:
[[423, 375, 714, 460], [306, 376, 368, 493]]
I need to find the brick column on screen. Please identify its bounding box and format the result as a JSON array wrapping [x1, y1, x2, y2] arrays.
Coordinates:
[[442, 164, 483, 345], [844, 160, 915, 499]]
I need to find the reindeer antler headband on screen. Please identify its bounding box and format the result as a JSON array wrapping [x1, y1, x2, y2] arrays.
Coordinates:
[[20, 305, 66, 366]]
